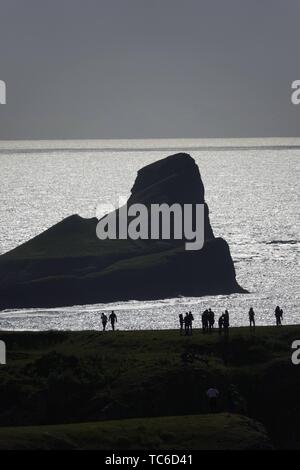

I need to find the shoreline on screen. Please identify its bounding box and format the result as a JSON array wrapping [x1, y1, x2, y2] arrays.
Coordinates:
[[0, 323, 299, 333]]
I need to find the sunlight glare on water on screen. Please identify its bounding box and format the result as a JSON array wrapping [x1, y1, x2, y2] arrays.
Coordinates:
[[0, 139, 299, 330]]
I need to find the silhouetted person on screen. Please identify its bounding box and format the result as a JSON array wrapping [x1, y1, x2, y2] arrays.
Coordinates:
[[101, 312, 108, 331], [223, 310, 229, 334], [218, 315, 223, 335], [184, 312, 190, 335], [109, 310, 117, 331], [206, 387, 220, 413], [249, 307, 255, 327], [188, 311, 194, 335], [201, 310, 209, 333], [179, 313, 184, 335], [208, 308, 215, 332], [275, 306, 283, 326]]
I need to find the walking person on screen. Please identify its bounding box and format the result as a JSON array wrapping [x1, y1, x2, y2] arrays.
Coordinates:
[[206, 387, 220, 413], [179, 313, 184, 335], [249, 307, 255, 328], [101, 312, 108, 331], [109, 310, 117, 331]]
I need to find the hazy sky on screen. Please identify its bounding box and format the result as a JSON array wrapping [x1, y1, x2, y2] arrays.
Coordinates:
[[0, 0, 300, 139]]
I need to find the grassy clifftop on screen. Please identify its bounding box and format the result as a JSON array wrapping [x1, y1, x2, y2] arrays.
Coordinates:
[[0, 413, 272, 450], [0, 325, 299, 449]]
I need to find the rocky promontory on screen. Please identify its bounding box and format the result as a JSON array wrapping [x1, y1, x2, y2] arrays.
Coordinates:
[[0, 153, 246, 309]]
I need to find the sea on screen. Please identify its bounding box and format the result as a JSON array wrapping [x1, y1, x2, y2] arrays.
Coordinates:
[[0, 138, 299, 331]]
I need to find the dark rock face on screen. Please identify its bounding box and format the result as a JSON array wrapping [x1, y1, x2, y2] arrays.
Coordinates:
[[0, 153, 245, 309], [127, 153, 214, 241]]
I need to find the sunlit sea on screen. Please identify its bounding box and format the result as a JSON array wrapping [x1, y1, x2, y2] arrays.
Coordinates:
[[0, 138, 299, 330]]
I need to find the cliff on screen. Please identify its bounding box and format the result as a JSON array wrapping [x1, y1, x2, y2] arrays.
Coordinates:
[[0, 153, 245, 309]]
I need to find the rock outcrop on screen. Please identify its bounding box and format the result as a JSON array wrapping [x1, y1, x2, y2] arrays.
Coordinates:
[[0, 153, 245, 309]]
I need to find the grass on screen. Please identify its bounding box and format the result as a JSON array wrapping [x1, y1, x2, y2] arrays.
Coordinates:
[[0, 413, 272, 450], [0, 325, 299, 449]]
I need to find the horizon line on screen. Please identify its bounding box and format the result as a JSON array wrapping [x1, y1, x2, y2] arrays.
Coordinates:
[[1, 136, 300, 154]]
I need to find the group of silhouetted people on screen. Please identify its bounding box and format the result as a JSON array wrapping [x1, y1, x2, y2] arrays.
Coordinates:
[[217, 310, 230, 334], [101, 310, 117, 331], [178, 305, 285, 335], [179, 308, 230, 335], [179, 311, 194, 336], [201, 308, 215, 332], [100, 305, 284, 333], [202, 308, 230, 335]]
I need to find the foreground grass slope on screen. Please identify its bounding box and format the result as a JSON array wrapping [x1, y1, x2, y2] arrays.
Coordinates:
[[0, 325, 299, 448], [0, 413, 272, 450]]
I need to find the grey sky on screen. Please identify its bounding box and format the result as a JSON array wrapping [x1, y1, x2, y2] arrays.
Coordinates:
[[0, 0, 300, 139]]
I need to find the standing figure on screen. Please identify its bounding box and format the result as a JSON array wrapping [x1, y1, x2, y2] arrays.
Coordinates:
[[188, 311, 194, 335], [218, 315, 223, 335], [101, 312, 108, 331], [184, 312, 190, 336], [208, 308, 215, 332], [275, 306, 283, 326], [201, 310, 208, 333], [223, 310, 230, 334], [109, 310, 117, 331], [179, 313, 184, 335], [206, 387, 220, 413], [249, 307, 255, 328]]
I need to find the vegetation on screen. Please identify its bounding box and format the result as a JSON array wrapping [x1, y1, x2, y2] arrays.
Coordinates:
[[0, 325, 299, 449], [0, 413, 272, 450]]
